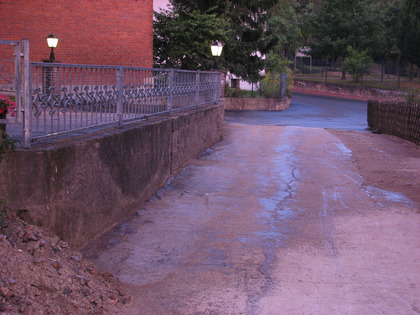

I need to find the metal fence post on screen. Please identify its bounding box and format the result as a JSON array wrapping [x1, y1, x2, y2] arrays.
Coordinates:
[[22, 39, 32, 148], [117, 66, 124, 128], [217, 72, 222, 100], [195, 71, 200, 105], [280, 73, 287, 99], [168, 69, 174, 111], [14, 43, 21, 123]]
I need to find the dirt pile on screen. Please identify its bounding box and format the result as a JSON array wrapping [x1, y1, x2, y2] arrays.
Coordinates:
[[0, 210, 131, 314]]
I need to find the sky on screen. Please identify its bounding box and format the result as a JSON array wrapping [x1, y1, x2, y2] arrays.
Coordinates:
[[153, 0, 169, 11]]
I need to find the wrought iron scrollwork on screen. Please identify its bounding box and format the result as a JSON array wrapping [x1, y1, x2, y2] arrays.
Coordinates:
[[29, 64, 220, 141]]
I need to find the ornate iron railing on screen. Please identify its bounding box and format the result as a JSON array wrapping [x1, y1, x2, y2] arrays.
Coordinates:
[[26, 63, 221, 146]]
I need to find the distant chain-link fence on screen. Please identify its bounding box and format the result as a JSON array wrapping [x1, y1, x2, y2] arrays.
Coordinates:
[[294, 58, 420, 90]]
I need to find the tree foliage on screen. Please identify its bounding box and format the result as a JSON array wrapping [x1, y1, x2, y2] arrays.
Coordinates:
[[369, 0, 403, 61], [300, 0, 420, 79], [305, 0, 383, 64], [153, 0, 418, 81], [265, 52, 291, 74], [153, 8, 229, 70], [266, 0, 307, 61], [399, 0, 420, 66], [170, 0, 228, 15], [154, 0, 280, 82], [342, 46, 373, 81], [222, 0, 278, 83]]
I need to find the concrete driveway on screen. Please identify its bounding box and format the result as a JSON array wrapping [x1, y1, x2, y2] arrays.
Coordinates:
[[84, 95, 420, 315]]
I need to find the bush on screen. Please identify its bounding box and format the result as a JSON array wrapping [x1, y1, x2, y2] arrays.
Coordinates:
[[342, 46, 373, 82], [0, 132, 18, 162], [225, 85, 247, 98], [258, 70, 292, 99], [258, 72, 282, 98], [224, 84, 260, 98], [406, 90, 420, 103]]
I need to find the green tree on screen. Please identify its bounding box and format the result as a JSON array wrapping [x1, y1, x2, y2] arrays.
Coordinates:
[[342, 46, 373, 82], [222, 0, 278, 83], [369, 0, 402, 61], [305, 0, 384, 77], [265, 52, 292, 74], [153, 8, 229, 70], [267, 0, 307, 61], [170, 0, 228, 15], [155, 0, 279, 82], [259, 53, 292, 99], [399, 0, 420, 67]]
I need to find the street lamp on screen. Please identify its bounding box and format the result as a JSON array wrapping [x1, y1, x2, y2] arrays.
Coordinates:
[[211, 40, 223, 57], [47, 34, 58, 62], [211, 40, 223, 69]]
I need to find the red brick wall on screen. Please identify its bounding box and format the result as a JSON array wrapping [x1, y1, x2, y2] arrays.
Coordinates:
[[0, 0, 153, 67]]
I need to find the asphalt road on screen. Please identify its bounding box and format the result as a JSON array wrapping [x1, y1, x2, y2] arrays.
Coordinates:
[[84, 94, 420, 315], [225, 93, 368, 130]]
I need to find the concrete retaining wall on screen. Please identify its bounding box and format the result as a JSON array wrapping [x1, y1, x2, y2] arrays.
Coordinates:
[[224, 97, 291, 111], [0, 103, 224, 248], [294, 79, 405, 101]]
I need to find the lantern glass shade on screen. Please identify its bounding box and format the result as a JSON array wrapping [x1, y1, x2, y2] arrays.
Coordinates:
[[211, 41, 223, 57], [47, 34, 58, 48]]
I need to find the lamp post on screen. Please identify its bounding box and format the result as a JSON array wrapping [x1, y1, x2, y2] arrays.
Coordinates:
[[47, 34, 58, 62], [43, 34, 58, 93], [210, 40, 223, 69]]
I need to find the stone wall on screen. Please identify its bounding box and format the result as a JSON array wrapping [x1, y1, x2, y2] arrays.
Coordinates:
[[224, 97, 291, 111], [294, 79, 406, 101], [0, 103, 224, 248]]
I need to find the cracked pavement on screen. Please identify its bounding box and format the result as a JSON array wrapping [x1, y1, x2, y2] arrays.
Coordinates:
[[84, 96, 420, 314]]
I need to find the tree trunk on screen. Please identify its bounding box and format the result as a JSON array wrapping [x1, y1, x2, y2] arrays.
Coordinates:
[[409, 63, 413, 82]]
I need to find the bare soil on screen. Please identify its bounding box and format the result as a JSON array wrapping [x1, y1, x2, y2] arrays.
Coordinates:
[[331, 129, 420, 205], [0, 212, 131, 315]]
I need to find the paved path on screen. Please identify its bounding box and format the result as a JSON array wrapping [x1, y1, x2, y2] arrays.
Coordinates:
[[84, 95, 420, 315], [292, 88, 370, 101], [225, 93, 368, 130], [85, 126, 420, 314]]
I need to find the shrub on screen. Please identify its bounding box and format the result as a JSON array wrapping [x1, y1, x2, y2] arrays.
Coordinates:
[[259, 72, 282, 98], [0, 132, 18, 162], [405, 90, 420, 103], [342, 46, 373, 82]]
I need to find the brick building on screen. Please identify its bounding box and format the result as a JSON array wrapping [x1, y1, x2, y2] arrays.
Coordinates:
[[0, 0, 153, 67]]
